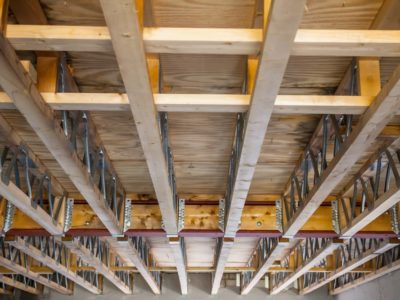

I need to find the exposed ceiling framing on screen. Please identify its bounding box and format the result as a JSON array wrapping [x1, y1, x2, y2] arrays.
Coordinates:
[[0, 0, 399, 297]]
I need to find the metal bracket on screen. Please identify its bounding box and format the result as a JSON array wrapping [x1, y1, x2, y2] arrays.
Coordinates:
[[63, 198, 74, 233], [331, 200, 340, 234], [178, 198, 185, 231], [123, 198, 132, 232], [390, 205, 400, 235], [3, 201, 15, 233], [276, 199, 283, 232], [218, 199, 225, 231]]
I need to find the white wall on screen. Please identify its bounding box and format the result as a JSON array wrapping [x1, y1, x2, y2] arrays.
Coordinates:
[[335, 269, 400, 300], [14, 273, 334, 300]]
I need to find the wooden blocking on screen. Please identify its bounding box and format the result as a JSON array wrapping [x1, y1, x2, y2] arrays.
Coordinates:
[[99, 0, 179, 236], [36, 56, 58, 92], [357, 57, 381, 97], [0, 0, 8, 35]]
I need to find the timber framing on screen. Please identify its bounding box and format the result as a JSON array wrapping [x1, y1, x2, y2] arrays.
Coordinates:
[[0, 93, 381, 115], [0, 32, 124, 236], [282, 62, 400, 238], [211, 0, 306, 294], [5, 25, 400, 57], [99, 0, 187, 294], [0, 0, 399, 296]]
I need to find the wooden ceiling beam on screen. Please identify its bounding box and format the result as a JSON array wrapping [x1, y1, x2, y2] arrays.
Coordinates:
[[283, 65, 400, 238], [63, 237, 132, 294], [241, 238, 290, 295], [9, 237, 102, 294], [0, 92, 381, 115], [330, 244, 400, 295], [0, 22, 124, 236], [211, 0, 306, 294], [104, 237, 161, 294], [0, 274, 43, 295], [0, 255, 74, 295], [270, 239, 340, 295], [5, 25, 400, 57], [299, 239, 399, 295], [99, 0, 187, 294], [281, 0, 400, 238]]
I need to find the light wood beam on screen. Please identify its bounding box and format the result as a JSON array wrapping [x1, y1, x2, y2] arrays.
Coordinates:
[[63, 238, 132, 294], [282, 0, 399, 238], [283, 65, 400, 237], [0, 92, 381, 114], [104, 237, 161, 294], [330, 248, 400, 295], [5, 25, 400, 57], [9, 237, 102, 294], [241, 239, 290, 295], [270, 240, 339, 295], [0, 181, 63, 235], [0, 32, 122, 235], [0, 275, 42, 295], [0, 256, 73, 295], [300, 240, 398, 295], [211, 0, 306, 294], [99, 0, 187, 294]]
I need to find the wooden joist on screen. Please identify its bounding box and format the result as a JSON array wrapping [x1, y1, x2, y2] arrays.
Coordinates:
[[270, 239, 340, 295], [211, 0, 306, 294], [283, 65, 400, 238], [99, 0, 187, 294], [0, 274, 42, 295], [0, 255, 73, 295], [104, 237, 161, 294], [0, 92, 380, 115], [0, 181, 63, 235], [0, 33, 123, 235], [299, 240, 398, 295], [5, 25, 400, 57], [241, 239, 290, 295], [330, 245, 400, 295], [9, 237, 102, 294], [63, 237, 132, 294]]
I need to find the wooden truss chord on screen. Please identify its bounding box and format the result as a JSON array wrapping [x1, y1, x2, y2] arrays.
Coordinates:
[[241, 238, 290, 295], [211, 0, 306, 295], [0, 238, 73, 295], [104, 237, 161, 294], [9, 236, 102, 294], [99, 0, 187, 294], [330, 244, 400, 295], [4, 25, 400, 57], [337, 144, 400, 238], [0, 146, 69, 235], [269, 238, 340, 295], [299, 238, 399, 295], [0, 31, 125, 235], [0, 273, 43, 295], [282, 63, 400, 238], [63, 236, 133, 294]]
